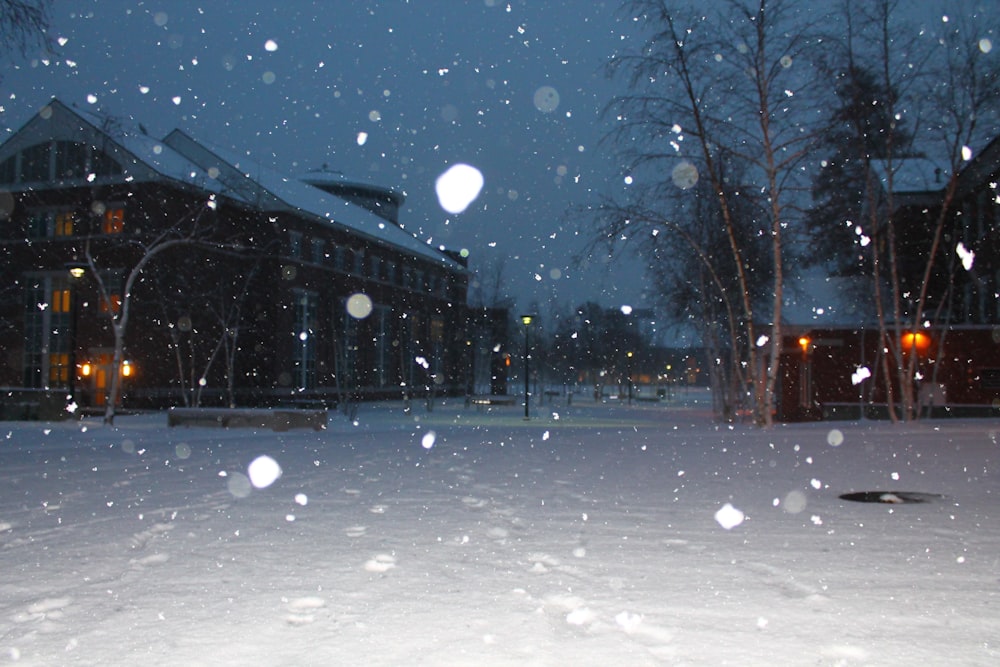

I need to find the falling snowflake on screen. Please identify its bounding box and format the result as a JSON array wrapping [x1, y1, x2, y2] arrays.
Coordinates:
[[956, 242, 975, 271], [714, 503, 745, 530]]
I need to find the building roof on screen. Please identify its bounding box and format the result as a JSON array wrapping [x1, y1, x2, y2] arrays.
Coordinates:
[[2, 99, 464, 272], [162, 130, 461, 270], [872, 156, 951, 195], [298, 166, 405, 204]]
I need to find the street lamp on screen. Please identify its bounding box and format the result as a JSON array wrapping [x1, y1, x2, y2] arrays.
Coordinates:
[[65, 261, 87, 409], [520, 314, 536, 420], [626, 351, 634, 405]]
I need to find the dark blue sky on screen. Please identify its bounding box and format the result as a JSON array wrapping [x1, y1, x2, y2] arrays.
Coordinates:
[[2, 0, 634, 313], [0, 0, 979, 320]]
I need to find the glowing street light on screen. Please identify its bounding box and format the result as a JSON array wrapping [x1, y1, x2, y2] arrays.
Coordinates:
[[521, 314, 536, 420], [626, 351, 634, 405], [65, 261, 87, 409]]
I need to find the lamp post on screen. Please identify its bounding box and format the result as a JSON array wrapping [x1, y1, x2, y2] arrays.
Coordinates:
[[520, 314, 535, 420], [65, 262, 87, 409], [626, 351, 634, 405]]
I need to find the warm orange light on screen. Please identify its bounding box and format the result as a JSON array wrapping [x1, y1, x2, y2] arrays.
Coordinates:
[[798, 336, 811, 351], [121, 360, 133, 377], [901, 332, 931, 352], [81, 362, 92, 377]]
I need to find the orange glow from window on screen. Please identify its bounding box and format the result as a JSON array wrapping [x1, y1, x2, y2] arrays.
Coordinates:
[[81, 362, 92, 377], [102, 207, 125, 234], [798, 336, 811, 352], [901, 332, 931, 353]]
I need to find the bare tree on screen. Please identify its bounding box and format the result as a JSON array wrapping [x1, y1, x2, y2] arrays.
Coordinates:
[[82, 202, 217, 425], [152, 255, 261, 408], [816, 0, 1000, 421], [603, 0, 833, 424], [0, 0, 51, 63]]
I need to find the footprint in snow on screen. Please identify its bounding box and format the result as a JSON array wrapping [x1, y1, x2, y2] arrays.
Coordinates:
[[130, 553, 170, 568], [284, 596, 326, 626], [363, 553, 396, 573], [12, 597, 73, 629], [528, 552, 561, 573]]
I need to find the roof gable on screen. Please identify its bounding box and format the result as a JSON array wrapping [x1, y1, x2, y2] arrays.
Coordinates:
[[0, 99, 220, 193]]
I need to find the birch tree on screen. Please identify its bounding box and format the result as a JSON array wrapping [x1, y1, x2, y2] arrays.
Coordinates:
[[811, 0, 999, 420], [83, 202, 217, 425], [604, 0, 832, 424]]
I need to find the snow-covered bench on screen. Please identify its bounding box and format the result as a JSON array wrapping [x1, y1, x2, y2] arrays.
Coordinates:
[[167, 407, 327, 432], [468, 395, 517, 410]]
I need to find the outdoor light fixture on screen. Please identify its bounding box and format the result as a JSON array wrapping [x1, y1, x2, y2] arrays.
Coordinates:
[[64, 261, 87, 409], [626, 351, 634, 405], [520, 314, 536, 420], [902, 332, 930, 353]]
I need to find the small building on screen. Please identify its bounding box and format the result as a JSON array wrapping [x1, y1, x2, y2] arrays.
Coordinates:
[[0, 99, 471, 412], [777, 325, 1000, 421], [777, 137, 1000, 421]]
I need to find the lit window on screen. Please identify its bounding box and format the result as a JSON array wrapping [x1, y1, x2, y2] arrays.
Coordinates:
[[101, 293, 122, 314], [51, 288, 71, 313], [49, 353, 70, 384], [55, 211, 74, 236], [102, 207, 124, 234]]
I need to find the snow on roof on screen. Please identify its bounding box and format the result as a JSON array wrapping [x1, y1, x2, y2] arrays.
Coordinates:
[[163, 132, 462, 271], [872, 157, 951, 194], [9, 100, 461, 272], [112, 129, 227, 195], [298, 167, 404, 201], [1, 100, 223, 195]]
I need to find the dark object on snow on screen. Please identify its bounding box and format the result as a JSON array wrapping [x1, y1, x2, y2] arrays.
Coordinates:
[[168, 407, 327, 432], [839, 491, 942, 504]]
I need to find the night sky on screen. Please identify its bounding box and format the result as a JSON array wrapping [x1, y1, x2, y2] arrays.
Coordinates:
[[0, 0, 975, 318], [2, 0, 632, 313]]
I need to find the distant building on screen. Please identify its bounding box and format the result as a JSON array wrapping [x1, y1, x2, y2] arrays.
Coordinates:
[[0, 99, 471, 412], [777, 139, 1000, 421]]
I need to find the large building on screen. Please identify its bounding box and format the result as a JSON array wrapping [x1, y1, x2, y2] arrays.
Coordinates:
[[0, 99, 471, 414]]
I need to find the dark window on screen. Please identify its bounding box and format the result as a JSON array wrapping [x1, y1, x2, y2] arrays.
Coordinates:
[[0, 155, 16, 184], [54, 141, 88, 179], [90, 148, 122, 177], [21, 143, 51, 182], [288, 231, 302, 258]]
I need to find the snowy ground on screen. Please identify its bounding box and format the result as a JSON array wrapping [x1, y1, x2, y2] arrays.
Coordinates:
[[1, 391, 998, 666]]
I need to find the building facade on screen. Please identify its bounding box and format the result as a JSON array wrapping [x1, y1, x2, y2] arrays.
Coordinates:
[[0, 100, 470, 412], [776, 137, 1000, 421]]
